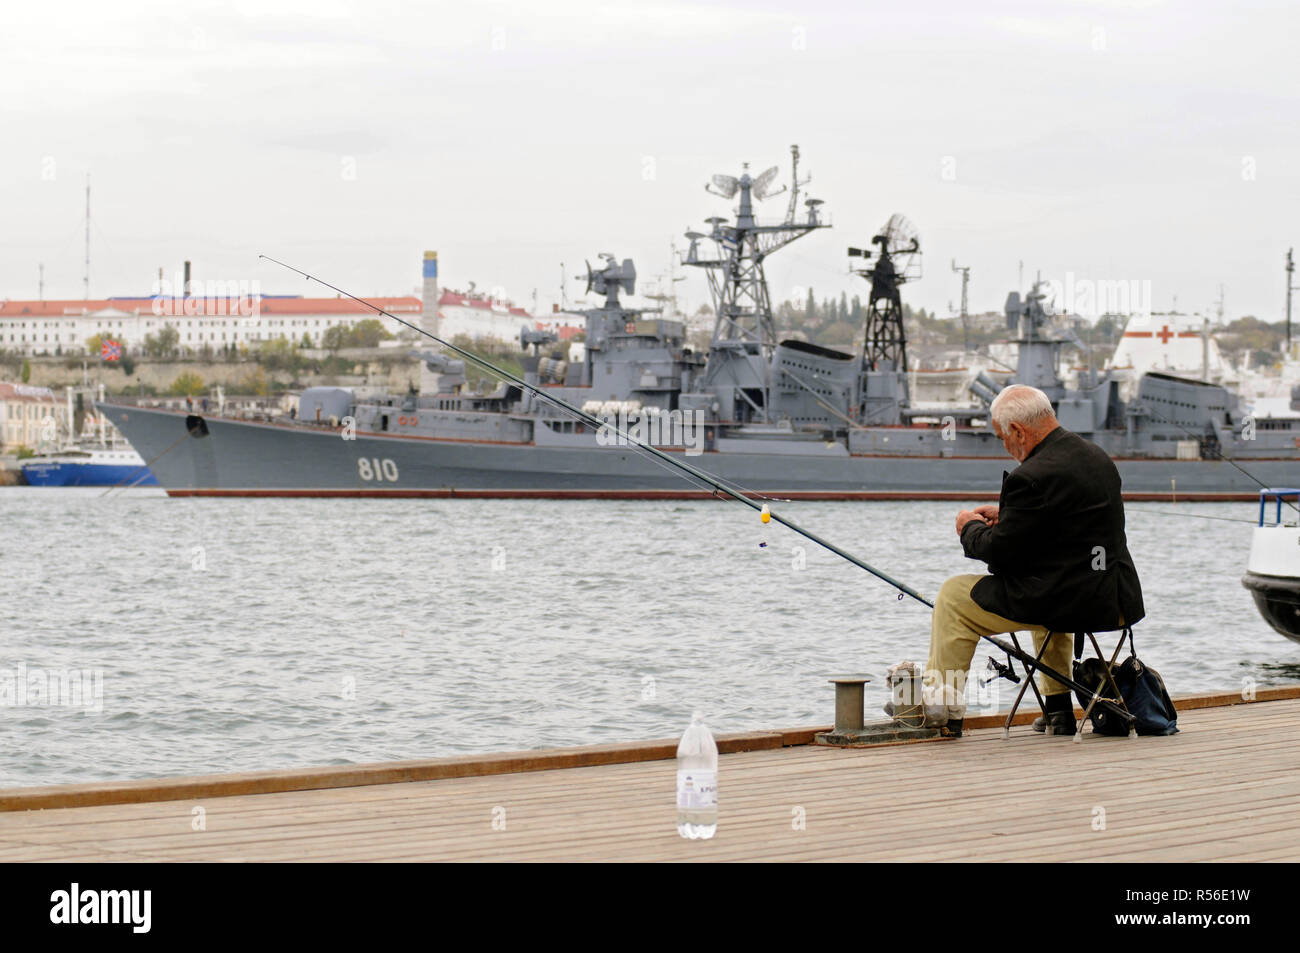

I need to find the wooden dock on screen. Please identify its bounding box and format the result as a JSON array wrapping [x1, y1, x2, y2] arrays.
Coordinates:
[[2, 691, 1298, 862]]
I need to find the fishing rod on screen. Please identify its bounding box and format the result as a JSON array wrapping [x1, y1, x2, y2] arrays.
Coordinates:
[[255, 255, 1139, 728], [258, 255, 933, 609]]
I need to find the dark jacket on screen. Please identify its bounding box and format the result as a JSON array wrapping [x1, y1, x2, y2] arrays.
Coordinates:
[[960, 426, 1145, 632]]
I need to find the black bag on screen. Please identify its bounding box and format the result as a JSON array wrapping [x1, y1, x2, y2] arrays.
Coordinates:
[[1072, 652, 1179, 737]]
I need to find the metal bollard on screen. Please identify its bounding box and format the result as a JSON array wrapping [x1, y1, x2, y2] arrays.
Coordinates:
[[827, 676, 871, 733], [814, 673, 940, 746]]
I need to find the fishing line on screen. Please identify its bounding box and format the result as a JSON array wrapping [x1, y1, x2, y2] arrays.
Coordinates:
[[956, 332, 1280, 506], [1135, 396, 1297, 513], [1127, 507, 1257, 525], [99, 427, 195, 499], [259, 254, 934, 608]]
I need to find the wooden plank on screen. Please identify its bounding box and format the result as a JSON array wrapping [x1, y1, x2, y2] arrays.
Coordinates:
[[0, 696, 1296, 862], [0, 722, 1289, 837], [2, 727, 1288, 844], [5, 688, 1295, 814], [0, 730, 784, 813]]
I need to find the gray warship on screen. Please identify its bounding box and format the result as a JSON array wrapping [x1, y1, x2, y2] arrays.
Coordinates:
[[100, 146, 1300, 499]]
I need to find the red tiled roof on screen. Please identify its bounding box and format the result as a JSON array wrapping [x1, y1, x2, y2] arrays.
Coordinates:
[[534, 321, 584, 341], [0, 291, 534, 319], [0, 296, 424, 318], [0, 382, 58, 402], [439, 291, 529, 316]]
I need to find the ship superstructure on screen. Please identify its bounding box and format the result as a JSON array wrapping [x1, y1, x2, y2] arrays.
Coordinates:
[[99, 146, 1300, 498]]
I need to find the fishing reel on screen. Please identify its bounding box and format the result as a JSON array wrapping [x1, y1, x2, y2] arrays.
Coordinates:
[[980, 654, 1020, 687]]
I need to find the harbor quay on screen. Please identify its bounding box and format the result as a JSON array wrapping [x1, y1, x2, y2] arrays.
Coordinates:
[[1, 689, 1296, 863]]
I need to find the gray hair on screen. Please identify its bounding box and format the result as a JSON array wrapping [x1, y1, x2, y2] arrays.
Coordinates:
[[989, 385, 1056, 432]]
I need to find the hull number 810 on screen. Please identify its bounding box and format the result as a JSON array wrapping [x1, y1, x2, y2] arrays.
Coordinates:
[[358, 458, 399, 482]]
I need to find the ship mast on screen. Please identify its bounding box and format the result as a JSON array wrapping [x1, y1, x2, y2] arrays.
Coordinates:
[[643, 241, 686, 319], [684, 144, 827, 356], [1004, 277, 1067, 404], [83, 174, 91, 300], [849, 214, 921, 374], [1287, 248, 1295, 354], [952, 259, 971, 352]]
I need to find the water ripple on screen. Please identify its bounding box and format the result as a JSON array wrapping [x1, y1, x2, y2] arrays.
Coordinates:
[[0, 488, 1296, 785]]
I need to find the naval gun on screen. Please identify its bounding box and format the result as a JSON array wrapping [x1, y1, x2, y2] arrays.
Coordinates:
[[411, 348, 467, 395], [520, 326, 567, 384], [581, 254, 636, 309]]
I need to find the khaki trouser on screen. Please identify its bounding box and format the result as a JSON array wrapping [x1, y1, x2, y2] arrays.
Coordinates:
[[925, 573, 1072, 720]]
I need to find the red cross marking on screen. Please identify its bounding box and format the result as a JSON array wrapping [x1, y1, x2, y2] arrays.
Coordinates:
[[1157, 325, 1173, 344]]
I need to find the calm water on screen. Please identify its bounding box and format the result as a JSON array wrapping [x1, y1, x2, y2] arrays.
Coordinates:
[[2, 487, 1297, 786]]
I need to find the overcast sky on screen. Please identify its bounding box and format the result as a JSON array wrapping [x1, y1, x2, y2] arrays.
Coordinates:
[[3, 0, 1297, 324]]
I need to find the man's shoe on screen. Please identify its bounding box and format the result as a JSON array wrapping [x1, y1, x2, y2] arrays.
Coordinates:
[[940, 718, 963, 739], [1032, 711, 1078, 735]]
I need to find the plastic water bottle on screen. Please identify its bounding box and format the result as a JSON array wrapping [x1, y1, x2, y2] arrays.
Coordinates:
[[676, 711, 718, 839]]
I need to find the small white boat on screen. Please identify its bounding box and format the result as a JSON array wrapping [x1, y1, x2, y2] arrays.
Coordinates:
[[1242, 488, 1300, 643]]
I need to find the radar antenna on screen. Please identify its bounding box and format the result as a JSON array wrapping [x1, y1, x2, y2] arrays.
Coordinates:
[[848, 213, 922, 372], [685, 144, 829, 357], [707, 174, 740, 199], [750, 165, 782, 200]]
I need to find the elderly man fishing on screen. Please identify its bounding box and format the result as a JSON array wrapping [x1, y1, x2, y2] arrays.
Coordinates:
[[913, 384, 1145, 738]]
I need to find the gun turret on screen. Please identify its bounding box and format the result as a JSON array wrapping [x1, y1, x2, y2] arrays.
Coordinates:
[[581, 255, 636, 309], [411, 349, 467, 396]]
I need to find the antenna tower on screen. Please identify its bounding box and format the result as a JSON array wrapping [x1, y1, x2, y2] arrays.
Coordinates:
[[684, 144, 827, 355], [952, 259, 971, 351], [83, 174, 91, 300], [848, 214, 921, 372]]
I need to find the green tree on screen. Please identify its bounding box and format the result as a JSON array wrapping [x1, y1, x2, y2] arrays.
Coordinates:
[[85, 333, 103, 356], [322, 319, 395, 351], [241, 365, 270, 396], [20, 358, 30, 383], [300, 332, 313, 348], [157, 324, 180, 357], [322, 324, 349, 351], [143, 324, 181, 358], [351, 319, 393, 348], [167, 371, 205, 396], [256, 337, 303, 373], [820, 321, 857, 348]]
